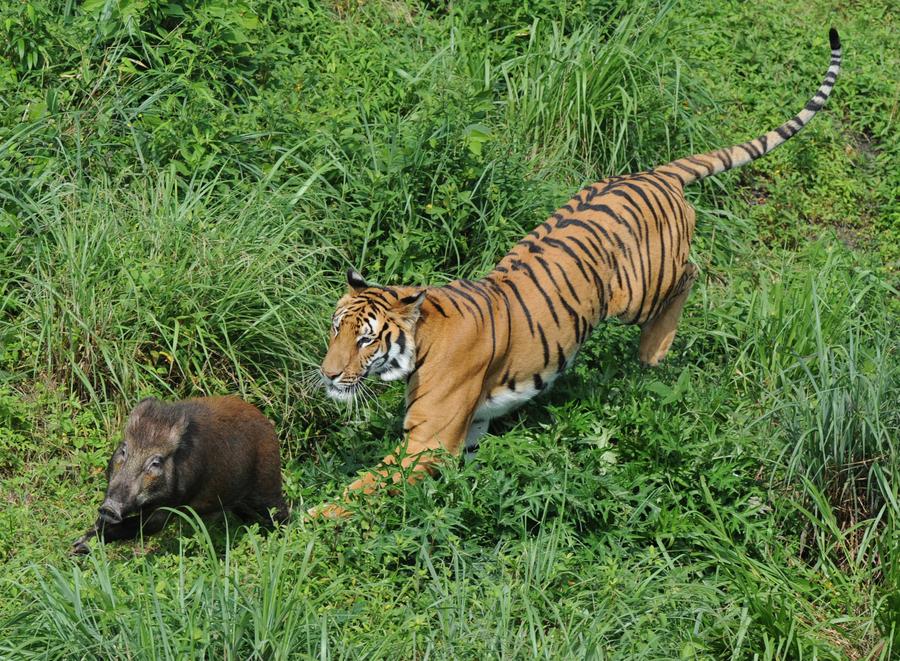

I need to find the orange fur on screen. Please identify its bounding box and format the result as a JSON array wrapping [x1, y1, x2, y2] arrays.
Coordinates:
[[312, 30, 842, 517]]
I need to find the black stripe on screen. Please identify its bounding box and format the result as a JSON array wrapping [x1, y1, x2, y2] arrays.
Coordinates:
[[617, 182, 660, 318], [647, 172, 684, 204], [736, 143, 757, 160], [569, 249, 608, 318], [617, 253, 634, 305], [558, 218, 614, 268], [534, 254, 562, 290], [591, 220, 629, 266], [609, 188, 646, 241], [588, 201, 640, 243], [482, 276, 515, 351], [511, 260, 560, 327], [555, 215, 616, 257], [503, 278, 535, 336], [644, 184, 681, 319], [546, 236, 606, 316], [426, 294, 449, 318], [588, 208, 634, 256], [640, 176, 686, 252], [444, 284, 485, 324], [518, 239, 544, 254], [710, 148, 732, 170], [543, 236, 592, 284], [538, 325, 550, 367], [537, 257, 578, 338], [365, 291, 393, 307], [568, 234, 608, 272], [460, 280, 498, 360], [556, 343, 567, 373], [552, 261, 581, 304], [533, 374, 544, 391], [639, 191, 669, 322], [670, 161, 702, 179], [608, 194, 649, 314], [686, 156, 714, 174], [659, 169, 685, 184], [533, 255, 581, 336], [360, 297, 389, 313], [440, 288, 466, 316], [580, 316, 591, 342]]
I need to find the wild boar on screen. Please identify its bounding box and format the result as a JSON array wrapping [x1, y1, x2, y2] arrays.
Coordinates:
[[72, 395, 289, 554]]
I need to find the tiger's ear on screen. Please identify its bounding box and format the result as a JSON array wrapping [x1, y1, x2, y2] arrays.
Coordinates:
[[395, 291, 426, 319], [347, 269, 369, 293]]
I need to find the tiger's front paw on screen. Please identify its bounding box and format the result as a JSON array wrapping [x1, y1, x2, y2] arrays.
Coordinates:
[[307, 502, 352, 520]]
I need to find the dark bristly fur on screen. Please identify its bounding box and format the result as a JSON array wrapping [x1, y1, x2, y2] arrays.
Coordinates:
[[72, 396, 289, 554]]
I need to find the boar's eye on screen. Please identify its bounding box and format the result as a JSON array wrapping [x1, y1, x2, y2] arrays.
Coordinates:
[[146, 456, 163, 473]]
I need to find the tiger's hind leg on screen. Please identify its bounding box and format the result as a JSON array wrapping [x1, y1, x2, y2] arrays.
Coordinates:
[[639, 263, 698, 367]]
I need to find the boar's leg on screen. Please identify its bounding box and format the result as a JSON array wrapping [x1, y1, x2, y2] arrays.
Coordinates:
[[71, 510, 170, 555], [233, 495, 290, 526], [264, 495, 291, 525]]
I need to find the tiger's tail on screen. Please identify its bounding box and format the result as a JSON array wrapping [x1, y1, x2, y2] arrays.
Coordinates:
[[658, 28, 841, 186]]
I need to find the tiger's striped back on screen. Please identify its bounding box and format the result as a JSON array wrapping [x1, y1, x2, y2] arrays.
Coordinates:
[[313, 29, 842, 518], [496, 169, 693, 328]]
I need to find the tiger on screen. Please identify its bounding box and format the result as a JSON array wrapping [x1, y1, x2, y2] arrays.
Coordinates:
[[313, 29, 842, 518]]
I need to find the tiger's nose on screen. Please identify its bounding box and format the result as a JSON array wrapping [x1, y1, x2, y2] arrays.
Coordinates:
[[322, 368, 342, 381]]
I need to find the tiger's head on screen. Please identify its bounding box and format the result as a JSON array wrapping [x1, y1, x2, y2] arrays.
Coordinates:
[[320, 269, 426, 402]]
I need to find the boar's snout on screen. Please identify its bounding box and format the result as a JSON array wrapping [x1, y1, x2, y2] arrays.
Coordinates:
[[98, 500, 125, 524]]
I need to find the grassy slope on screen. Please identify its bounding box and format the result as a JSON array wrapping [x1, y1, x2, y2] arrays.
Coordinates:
[[1, 0, 898, 658]]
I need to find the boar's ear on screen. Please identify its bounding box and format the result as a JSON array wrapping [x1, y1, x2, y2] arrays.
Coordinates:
[[164, 409, 190, 450], [132, 397, 157, 416], [125, 397, 158, 437]]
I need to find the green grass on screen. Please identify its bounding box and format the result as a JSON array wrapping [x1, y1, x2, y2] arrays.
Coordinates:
[[1, 0, 898, 658]]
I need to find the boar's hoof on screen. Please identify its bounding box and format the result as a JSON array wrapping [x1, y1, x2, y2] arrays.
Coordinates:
[[71, 537, 91, 556]]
